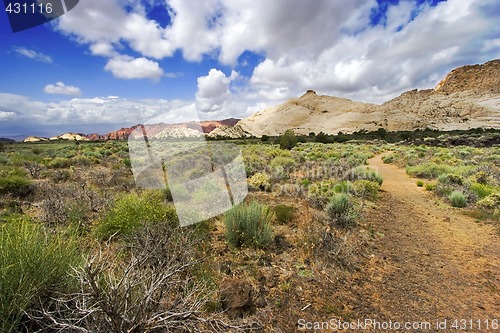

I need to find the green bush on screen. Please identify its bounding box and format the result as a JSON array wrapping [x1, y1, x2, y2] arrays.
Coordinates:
[[279, 129, 297, 150], [425, 183, 436, 191], [448, 191, 467, 208], [326, 194, 358, 228], [353, 180, 380, 199], [270, 156, 296, 179], [333, 180, 353, 194], [407, 163, 472, 179], [349, 166, 383, 185], [96, 190, 177, 240], [272, 204, 295, 224], [438, 173, 464, 185], [416, 180, 424, 187], [0, 216, 81, 332], [224, 202, 273, 248], [247, 172, 271, 191], [477, 193, 500, 210], [382, 154, 395, 164], [469, 183, 494, 199], [406, 163, 452, 178], [0, 175, 31, 196], [47, 157, 72, 169]]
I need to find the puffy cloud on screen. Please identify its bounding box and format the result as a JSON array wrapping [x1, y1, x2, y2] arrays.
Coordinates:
[[104, 56, 164, 81], [196, 69, 237, 112], [248, 0, 500, 103], [0, 111, 16, 121], [50, 0, 499, 108], [13, 47, 53, 63], [44, 82, 82, 96]]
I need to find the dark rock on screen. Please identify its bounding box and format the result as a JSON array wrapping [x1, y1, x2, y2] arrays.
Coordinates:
[[220, 279, 255, 318]]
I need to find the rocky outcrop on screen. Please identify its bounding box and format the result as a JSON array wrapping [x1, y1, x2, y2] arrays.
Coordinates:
[[23, 136, 48, 142], [434, 59, 500, 95], [49, 133, 89, 141], [210, 60, 500, 138], [86, 118, 240, 140]]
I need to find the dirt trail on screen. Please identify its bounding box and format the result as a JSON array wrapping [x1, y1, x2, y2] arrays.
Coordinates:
[[354, 155, 500, 331]]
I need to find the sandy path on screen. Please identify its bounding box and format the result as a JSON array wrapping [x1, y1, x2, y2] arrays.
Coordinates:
[[354, 155, 500, 331]]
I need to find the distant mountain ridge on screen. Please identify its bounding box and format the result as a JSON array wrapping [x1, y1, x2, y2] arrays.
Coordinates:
[[210, 59, 500, 138], [23, 118, 240, 142]]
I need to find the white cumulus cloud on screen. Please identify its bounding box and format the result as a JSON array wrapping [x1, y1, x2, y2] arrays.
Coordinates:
[[49, 0, 500, 110], [196, 69, 238, 113], [0, 111, 16, 121], [44, 82, 82, 96], [104, 56, 164, 81]]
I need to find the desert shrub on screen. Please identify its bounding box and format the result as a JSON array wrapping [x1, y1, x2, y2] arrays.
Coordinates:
[[438, 173, 464, 185], [301, 178, 311, 187], [474, 171, 489, 184], [406, 163, 453, 178], [122, 157, 131, 167], [32, 222, 246, 333], [0, 155, 8, 164], [469, 183, 494, 199], [72, 155, 99, 166], [448, 191, 467, 208], [269, 156, 296, 180], [416, 180, 424, 187], [326, 194, 358, 228], [224, 202, 273, 248], [248, 172, 271, 191], [0, 215, 81, 332], [96, 190, 177, 240], [0, 175, 31, 196], [333, 180, 353, 194], [435, 183, 454, 197], [477, 193, 500, 210], [307, 180, 337, 208], [348, 166, 383, 185], [315, 230, 365, 270], [279, 129, 297, 150], [49, 169, 72, 182], [425, 183, 436, 191], [407, 163, 472, 179], [272, 204, 295, 224], [353, 180, 380, 200], [382, 154, 395, 164], [47, 157, 72, 169]]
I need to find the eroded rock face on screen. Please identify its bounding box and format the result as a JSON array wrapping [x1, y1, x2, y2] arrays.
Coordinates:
[[210, 59, 500, 138], [23, 136, 48, 142], [85, 118, 240, 140], [434, 59, 500, 95], [220, 279, 255, 318]]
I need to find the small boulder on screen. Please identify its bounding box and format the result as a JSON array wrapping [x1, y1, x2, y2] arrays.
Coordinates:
[[220, 279, 255, 318]]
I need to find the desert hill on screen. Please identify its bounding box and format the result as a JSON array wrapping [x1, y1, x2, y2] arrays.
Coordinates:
[[23, 118, 240, 142], [211, 59, 500, 138], [85, 118, 240, 141]]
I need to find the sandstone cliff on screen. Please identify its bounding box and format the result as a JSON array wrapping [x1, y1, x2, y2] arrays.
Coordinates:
[[210, 59, 500, 138]]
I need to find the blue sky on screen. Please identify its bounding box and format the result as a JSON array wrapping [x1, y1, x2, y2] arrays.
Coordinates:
[[0, 0, 499, 139]]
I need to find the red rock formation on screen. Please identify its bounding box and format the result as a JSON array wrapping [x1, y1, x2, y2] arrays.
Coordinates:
[[86, 118, 240, 141]]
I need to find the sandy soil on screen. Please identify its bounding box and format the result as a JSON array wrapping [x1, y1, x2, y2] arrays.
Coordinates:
[[350, 154, 500, 331]]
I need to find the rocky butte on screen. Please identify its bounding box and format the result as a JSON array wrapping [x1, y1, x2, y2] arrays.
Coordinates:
[[210, 59, 500, 138]]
